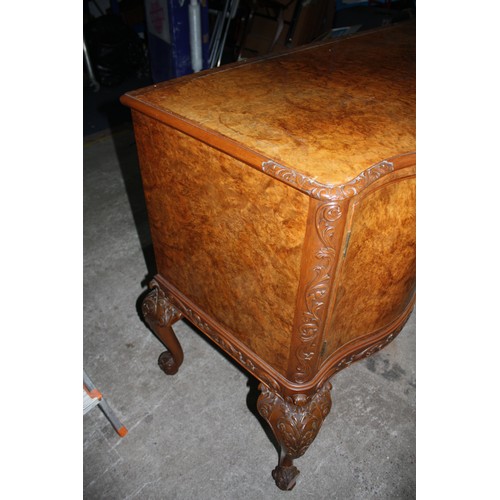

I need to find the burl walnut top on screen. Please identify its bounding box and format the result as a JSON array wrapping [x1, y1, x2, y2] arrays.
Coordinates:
[[122, 21, 415, 186]]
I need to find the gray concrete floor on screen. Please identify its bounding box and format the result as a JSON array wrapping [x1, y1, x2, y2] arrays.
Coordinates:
[[83, 126, 416, 499]]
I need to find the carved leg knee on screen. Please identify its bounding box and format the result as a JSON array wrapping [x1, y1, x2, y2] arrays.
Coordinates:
[[257, 382, 332, 490], [142, 280, 184, 375]]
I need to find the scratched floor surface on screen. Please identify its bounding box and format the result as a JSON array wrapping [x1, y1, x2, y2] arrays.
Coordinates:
[[83, 126, 416, 500]]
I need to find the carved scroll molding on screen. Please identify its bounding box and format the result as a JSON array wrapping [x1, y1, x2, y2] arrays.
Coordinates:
[[257, 382, 333, 490], [261, 160, 394, 201], [289, 201, 345, 384]]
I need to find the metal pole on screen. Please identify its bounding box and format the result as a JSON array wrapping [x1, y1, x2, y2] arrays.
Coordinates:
[[83, 35, 100, 92]]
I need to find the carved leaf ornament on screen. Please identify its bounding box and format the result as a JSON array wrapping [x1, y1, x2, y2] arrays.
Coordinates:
[[261, 160, 394, 202], [257, 382, 333, 459], [142, 282, 182, 328]]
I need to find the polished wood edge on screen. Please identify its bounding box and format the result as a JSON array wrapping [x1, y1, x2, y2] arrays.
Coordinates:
[[345, 162, 416, 209], [287, 197, 349, 384], [388, 152, 416, 171], [122, 103, 415, 201], [123, 104, 270, 170]]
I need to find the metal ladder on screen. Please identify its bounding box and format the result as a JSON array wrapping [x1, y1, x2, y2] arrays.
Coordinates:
[[83, 370, 128, 437]]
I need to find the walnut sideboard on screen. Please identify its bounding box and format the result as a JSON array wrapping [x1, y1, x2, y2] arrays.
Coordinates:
[[121, 21, 415, 491]]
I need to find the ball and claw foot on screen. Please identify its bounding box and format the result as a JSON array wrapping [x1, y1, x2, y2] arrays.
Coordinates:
[[158, 350, 179, 375], [272, 464, 300, 491]]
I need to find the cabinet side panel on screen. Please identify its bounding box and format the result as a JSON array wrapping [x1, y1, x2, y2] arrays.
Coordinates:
[[133, 112, 309, 376], [324, 175, 416, 356]]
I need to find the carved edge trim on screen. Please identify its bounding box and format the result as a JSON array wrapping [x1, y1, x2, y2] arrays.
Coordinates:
[[313, 297, 415, 392], [289, 200, 346, 384], [261, 159, 395, 201]]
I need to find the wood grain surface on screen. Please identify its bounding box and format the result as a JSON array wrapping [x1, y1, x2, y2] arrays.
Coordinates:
[[122, 22, 415, 187], [133, 111, 310, 376], [324, 172, 416, 358]]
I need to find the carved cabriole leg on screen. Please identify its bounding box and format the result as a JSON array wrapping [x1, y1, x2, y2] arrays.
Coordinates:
[[257, 382, 333, 490], [142, 280, 184, 375]]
